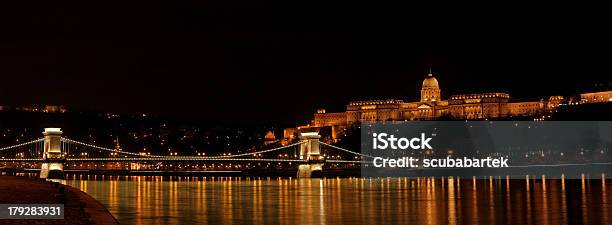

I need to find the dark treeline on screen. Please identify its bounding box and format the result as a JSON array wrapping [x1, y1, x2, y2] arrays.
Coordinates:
[[0, 111, 282, 156]]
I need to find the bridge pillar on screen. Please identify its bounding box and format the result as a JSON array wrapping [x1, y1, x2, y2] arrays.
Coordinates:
[[40, 128, 64, 179], [297, 132, 323, 178]]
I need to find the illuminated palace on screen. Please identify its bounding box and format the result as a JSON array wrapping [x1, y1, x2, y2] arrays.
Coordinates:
[[284, 71, 571, 140], [312, 71, 565, 125]]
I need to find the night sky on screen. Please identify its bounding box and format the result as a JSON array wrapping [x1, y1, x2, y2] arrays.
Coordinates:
[[1, 2, 610, 125]]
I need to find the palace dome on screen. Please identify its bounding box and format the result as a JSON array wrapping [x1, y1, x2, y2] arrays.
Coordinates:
[[422, 73, 439, 89]]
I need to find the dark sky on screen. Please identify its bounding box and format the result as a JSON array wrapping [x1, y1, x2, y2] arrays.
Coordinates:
[[1, 2, 610, 125]]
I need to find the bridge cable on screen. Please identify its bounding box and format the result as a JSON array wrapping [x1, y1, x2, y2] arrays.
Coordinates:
[[318, 141, 375, 159], [61, 137, 305, 159], [0, 138, 45, 152], [207, 141, 304, 159]]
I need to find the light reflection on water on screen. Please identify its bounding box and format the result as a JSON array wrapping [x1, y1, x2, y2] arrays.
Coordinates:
[[61, 175, 611, 225]]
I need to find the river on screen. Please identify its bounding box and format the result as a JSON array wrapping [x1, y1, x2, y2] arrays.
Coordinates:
[[61, 175, 611, 225]]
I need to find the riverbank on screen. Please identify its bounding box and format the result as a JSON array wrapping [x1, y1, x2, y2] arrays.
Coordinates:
[[0, 175, 119, 225]]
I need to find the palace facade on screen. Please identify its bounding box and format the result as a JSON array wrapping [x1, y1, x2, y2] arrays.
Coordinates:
[[287, 71, 569, 140], [312, 72, 564, 128]]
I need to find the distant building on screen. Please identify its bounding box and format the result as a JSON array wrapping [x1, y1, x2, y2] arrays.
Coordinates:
[[283, 128, 298, 139], [44, 105, 68, 113], [580, 90, 612, 103], [264, 131, 276, 145], [0, 105, 67, 113]]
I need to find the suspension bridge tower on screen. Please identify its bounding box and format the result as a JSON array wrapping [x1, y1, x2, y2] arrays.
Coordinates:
[[297, 131, 323, 178], [40, 128, 64, 179]]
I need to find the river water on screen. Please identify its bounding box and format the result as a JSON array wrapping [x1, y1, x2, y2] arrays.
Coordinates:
[[61, 175, 611, 225]]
